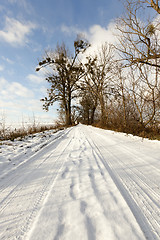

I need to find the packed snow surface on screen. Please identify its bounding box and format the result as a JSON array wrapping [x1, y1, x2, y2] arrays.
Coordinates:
[[0, 124, 160, 240]]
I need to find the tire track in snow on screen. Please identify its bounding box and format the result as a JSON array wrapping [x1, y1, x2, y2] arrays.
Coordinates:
[[0, 125, 150, 239], [105, 149, 160, 239], [98, 145, 160, 240], [0, 128, 72, 203], [21, 131, 75, 240], [26, 128, 82, 240], [0, 128, 73, 240], [80, 129, 143, 240], [68, 134, 97, 240], [67, 126, 144, 240], [84, 126, 159, 240], [0, 129, 72, 213], [28, 127, 99, 240]]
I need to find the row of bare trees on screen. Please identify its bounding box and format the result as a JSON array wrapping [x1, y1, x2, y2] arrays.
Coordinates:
[[36, 0, 160, 136]]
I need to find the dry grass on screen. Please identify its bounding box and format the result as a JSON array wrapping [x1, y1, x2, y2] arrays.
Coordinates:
[[93, 121, 160, 141], [0, 123, 65, 141]]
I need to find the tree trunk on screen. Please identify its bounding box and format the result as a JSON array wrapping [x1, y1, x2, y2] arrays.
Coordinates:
[[90, 106, 96, 124], [121, 83, 127, 129], [66, 89, 72, 126], [100, 94, 106, 127]]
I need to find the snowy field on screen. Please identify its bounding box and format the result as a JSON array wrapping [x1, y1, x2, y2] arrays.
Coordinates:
[[0, 124, 160, 240]]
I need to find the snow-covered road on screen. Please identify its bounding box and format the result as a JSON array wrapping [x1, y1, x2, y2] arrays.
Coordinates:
[[0, 124, 160, 240]]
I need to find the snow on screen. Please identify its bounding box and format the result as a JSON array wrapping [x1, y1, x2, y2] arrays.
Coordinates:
[[0, 124, 160, 240]]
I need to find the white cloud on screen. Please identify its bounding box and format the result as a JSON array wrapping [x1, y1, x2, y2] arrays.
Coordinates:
[[0, 17, 36, 46], [89, 22, 116, 45], [2, 56, 14, 64], [61, 24, 86, 36], [0, 77, 34, 99], [27, 74, 44, 84], [10, 82, 33, 97], [152, 14, 160, 40], [0, 65, 4, 71], [0, 77, 8, 87], [0, 99, 25, 111], [0, 96, 56, 127], [61, 22, 117, 57], [7, 0, 34, 15], [0, 77, 48, 125], [84, 22, 118, 57]]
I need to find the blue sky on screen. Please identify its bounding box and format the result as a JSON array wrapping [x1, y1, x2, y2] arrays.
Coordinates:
[[0, 0, 123, 126]]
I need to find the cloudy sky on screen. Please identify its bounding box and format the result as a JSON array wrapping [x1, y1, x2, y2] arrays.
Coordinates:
[[0, 0, 123, 126]]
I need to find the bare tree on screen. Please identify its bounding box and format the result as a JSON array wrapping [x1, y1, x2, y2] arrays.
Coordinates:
[[126, 63, 160, 129], [111, 65, 128, 128], [141, 0, 160, 14], [78, 86, 97, 124], [36, 38, 90, 126], [82, 43, 114, 126], [116, 0, 160, 68]]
